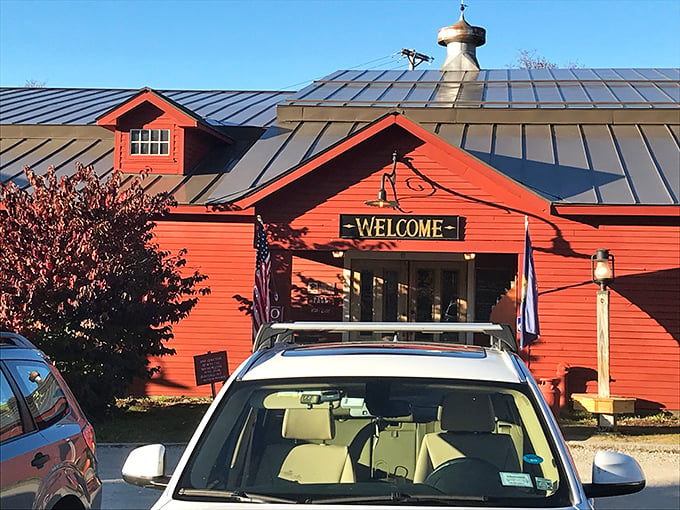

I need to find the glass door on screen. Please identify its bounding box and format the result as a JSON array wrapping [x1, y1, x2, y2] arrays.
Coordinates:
[[349, 258, 469, 342], [409, 263, 467, 342], [349, 260, 408, 340]]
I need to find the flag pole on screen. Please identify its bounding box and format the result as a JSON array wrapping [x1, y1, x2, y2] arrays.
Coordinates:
[[525, 216, 530, 368], [527, 345, 531, 369]]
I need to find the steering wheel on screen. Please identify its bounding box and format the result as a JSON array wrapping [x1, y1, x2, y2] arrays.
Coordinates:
[[424, 457, 502, 494]]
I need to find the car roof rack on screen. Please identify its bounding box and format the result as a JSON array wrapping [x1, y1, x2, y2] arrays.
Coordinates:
[[253, 322, 518, 354]]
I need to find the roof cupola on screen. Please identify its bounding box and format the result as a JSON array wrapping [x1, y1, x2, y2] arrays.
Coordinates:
[[437, 2, 486, 71]]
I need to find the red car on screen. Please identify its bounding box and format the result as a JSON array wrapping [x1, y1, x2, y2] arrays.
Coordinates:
[[0, 332, 102, 510]]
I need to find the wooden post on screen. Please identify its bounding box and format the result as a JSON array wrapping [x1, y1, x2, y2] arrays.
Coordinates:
[[597, 289, 610, 398], [597, 288, 616, 429]]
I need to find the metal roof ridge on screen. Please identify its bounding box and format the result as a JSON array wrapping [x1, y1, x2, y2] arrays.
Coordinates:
[[292, 78, 679, 85]]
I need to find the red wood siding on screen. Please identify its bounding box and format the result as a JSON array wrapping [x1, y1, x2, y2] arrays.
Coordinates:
[[117, 102, 185, 175], [183, 129, 219, 171], [135, 218, 255, 397], [254, 127, 680, 410], [131, 125, 679, 410]]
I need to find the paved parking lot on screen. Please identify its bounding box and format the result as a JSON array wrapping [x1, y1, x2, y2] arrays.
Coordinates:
[[99, 444, 184, 510], [99, 441, 679, 509], [567, 440, 680, 509]]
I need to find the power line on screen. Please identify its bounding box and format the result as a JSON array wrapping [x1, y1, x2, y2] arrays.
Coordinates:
[[279, 53, 398, 90], [279, 49, 432, 91]]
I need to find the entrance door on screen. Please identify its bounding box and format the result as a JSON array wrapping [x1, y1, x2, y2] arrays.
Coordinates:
[[409, 263, 467, 342], [348, 258, 469, 342], [349, 260, 408, 339]]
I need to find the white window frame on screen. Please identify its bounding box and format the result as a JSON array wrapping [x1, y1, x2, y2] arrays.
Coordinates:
[[130, 129, 170, 155]]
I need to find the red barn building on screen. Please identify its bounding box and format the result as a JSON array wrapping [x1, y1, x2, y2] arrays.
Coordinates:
[[1, 10, 678, 411]]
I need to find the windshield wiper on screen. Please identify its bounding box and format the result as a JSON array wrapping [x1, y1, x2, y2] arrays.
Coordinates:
[[307, 492, 488, 505], [178, 489, 298, 503]]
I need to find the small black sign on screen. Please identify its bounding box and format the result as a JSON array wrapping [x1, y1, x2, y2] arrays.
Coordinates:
[[340, 214, 460, 240], [194, 351, 229, 386]]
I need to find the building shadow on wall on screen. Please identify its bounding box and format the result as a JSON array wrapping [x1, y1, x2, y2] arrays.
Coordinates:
[[567, 366, 598, 395], [398, 156, 593, 262], [566, 367, 667, 413], [610, 267, 680, 344]]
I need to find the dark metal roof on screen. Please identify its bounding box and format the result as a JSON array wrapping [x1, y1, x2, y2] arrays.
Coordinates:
[[0, 88, 292, 127], [2, 69, 679, 207], [0, 126, 115, 189], [285, 68, 680, 109], [0, 125, 258, 205], [206, 119, 679, 206]]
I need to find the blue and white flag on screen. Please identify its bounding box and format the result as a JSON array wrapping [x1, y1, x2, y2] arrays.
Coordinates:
[[519, 216, 540, 348]]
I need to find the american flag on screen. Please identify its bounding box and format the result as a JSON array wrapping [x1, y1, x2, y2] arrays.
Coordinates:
[[252, 220, 271, 339]]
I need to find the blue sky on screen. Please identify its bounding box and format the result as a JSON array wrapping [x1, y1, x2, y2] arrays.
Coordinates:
[[1, 0, 679, 91]]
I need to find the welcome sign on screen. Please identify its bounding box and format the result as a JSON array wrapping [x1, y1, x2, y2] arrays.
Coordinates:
[[340, 214, 460, 240]]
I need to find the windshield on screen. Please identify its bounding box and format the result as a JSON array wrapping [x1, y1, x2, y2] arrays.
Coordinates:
[[176, 377, 571, 506]]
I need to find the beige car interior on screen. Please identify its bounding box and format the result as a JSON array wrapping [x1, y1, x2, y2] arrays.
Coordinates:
[[249, 389, 554, 489], [413, 392, 521, 482], [277, 408, 355, 484]]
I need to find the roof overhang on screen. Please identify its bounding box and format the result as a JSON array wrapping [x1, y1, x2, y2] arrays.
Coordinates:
[[231, 111, 551, 213], [277, 104, 680, 125], [96, 87, 231, 142], [552, 203, 680, 217]]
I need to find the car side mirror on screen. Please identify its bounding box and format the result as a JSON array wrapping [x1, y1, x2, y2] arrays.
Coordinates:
[[122, 444, 170, 490], [583, 450, 645, 498]]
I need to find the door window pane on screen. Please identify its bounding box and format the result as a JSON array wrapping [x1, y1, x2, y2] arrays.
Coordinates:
[[4, 361, 69, 430], [359, 270, 374, 324], [441, 270, 461, 342], [415, 269, 434, 322], [441, 270, 459, 322], [383, 270, 399, 322], [414, 269, 434, 341], [0, 371, 23, 442]]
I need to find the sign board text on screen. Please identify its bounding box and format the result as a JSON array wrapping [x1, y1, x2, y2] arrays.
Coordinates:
[[340, 215, 460, 240], [194, 351, 229, 386]]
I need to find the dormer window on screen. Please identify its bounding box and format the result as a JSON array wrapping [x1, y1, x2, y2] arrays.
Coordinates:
[[98, 88, 232, 175], [130, 129, 170, 155]]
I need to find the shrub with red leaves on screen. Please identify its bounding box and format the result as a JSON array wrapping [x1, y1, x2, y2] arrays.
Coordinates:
[[0, 164, 209, 415]]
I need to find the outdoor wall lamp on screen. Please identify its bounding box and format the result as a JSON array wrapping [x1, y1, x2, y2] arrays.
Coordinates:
[[591, 248, 615, 290], [364, 150, 400, 209]]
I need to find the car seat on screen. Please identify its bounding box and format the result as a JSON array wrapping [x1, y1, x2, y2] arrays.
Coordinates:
[[414, 392, 520, 483], [278, 407, 355, 484]]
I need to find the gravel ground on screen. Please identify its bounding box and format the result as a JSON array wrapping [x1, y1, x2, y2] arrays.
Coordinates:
[[567, 440, 680, 509], [567, 440, 680, 484]]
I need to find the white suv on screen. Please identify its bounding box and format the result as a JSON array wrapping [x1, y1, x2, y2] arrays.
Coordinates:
[[122, 322, 645, 509]]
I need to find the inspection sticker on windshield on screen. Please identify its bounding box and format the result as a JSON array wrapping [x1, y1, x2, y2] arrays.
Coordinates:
[[535, 477, 554, 491], [499, 472, 533, 488], [523, 453, 543, 464]]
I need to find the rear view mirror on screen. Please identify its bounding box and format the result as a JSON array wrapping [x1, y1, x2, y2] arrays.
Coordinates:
[[122, 444, 170, 490], [300, 390, 342, 405], [583, 450, 645, 498]]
